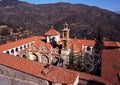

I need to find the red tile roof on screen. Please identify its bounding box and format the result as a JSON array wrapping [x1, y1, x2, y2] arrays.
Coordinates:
[[0, 36, 45, 51], [0, 35, 118, 52], [102, 49, 120, 84], [0, 53, 112, 84], [0, 52, 77, 84], [69, 39, 82, 53], [116, 42, 120, 51], [34, 40, 52, 50], [44, 29, 60, 36], [104, 41, 118, 47], [70, 38, 119, 47], [77, 39, 95, 46], [77, 72, 112, 85], [31, 40, 59, 55]]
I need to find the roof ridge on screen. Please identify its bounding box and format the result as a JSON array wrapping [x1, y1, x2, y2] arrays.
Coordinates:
[[44, 28, 60, 36]]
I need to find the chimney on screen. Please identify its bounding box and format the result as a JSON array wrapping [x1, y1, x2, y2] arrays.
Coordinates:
[[41, 64, 52, 75], [74, 36, 77, 39], [82, 44, 85, 52], [84, 37, 86, 40]]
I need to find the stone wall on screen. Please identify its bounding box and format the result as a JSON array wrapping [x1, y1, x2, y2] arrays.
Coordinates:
[[0, 64, 48, 85]]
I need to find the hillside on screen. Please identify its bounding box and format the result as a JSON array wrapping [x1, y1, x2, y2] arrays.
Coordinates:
[[0, 24, 33, 44], [114, 11, 120, 15], [0, 0, 120, 41]]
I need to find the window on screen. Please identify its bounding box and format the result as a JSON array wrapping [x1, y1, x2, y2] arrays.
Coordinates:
[[20, 46, 22, 50], [24, 45, 26, 48], [16, 54, 19, 57], [64, 42, 67, 49], [15, 48, 18, 52], [64, 32, 66, 38], [27, 44, 29, 47], [48, 81, 52, 85], [31, 43, 33, 45], [23, 55, 26, 58], [11, 49, 14, 53], [87, 46, 91, 51], [6, 51, 9, 54]]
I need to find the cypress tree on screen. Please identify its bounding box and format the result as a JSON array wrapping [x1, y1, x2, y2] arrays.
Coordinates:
[[93, 26, 104, 76], [94, 26, 104, 54]]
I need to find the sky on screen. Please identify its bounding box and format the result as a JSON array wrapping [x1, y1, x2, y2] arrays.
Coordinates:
[[20, 0, 120, 11]]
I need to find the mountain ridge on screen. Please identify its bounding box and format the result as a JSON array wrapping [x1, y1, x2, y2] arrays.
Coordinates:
[[0, 1, 120, 41]]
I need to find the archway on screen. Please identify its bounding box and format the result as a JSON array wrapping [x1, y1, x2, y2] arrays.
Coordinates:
[[32, 53, 39, 61], [41, 55, 49, 64], [52, 57, 59, 66]]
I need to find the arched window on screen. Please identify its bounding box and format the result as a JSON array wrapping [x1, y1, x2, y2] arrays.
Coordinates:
[[15, 48, 18, 52], [23, 55, 26, 58], [20, 46, 22, 50], [24, 45, 26, 48], [11, 49, 14, 53], [31, 43, 33, 45], [87, 46, 91, 51], [27, 44, 29, 47], [16, 54, 19, 57], [6, 51, 9, 54]]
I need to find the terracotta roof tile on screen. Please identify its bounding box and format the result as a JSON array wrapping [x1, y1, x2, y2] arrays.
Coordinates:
[[0, 53, 112, 84], [70, 38, 118, 47], [0, 35, 119, 84], [77, 39, 95, 46], [34, 40, 52, 50], [0, 35, 118, 52], [77, 72, 112, 85], [0, 36, 45, 51], [104, 41, 118, 47], [116, 42, 120, 51], [102, 49, 120, 84], [44, 29, 60, 36], [69, 39, 82, 53], [0, 52, 78, 84]]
